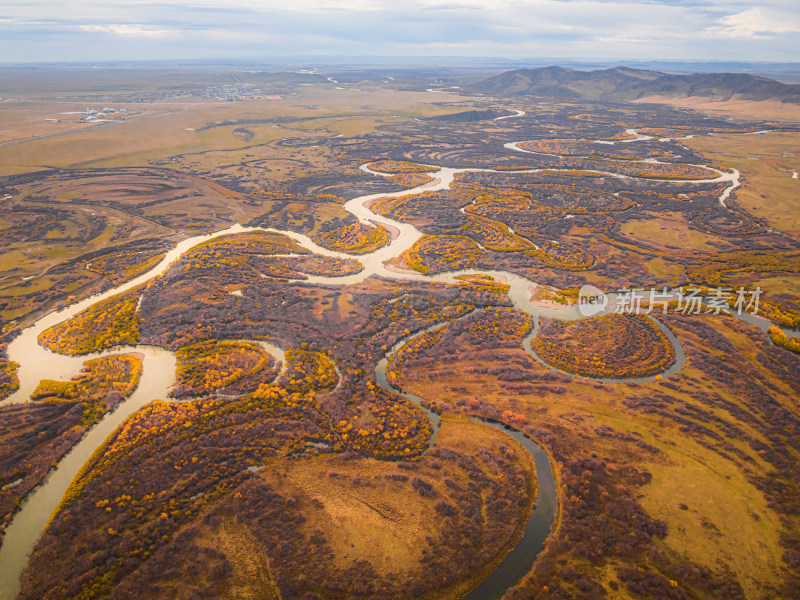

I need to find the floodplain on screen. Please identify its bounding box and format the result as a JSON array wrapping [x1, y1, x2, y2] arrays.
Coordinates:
[[0, 65, 798, 600]]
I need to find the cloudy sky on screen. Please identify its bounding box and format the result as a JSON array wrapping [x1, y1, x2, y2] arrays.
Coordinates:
[[2, 0, 799, 63]]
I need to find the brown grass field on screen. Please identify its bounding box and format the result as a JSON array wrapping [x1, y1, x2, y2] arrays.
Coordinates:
[[634, 96, 800, 123], [682, 132, 800, 238], [251, 415, 538, 599], [0, 86, 464, 175], [619, 211, 737, 253]]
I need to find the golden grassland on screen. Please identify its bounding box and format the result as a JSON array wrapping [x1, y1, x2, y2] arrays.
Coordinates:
[[0, 200, 168, 329], [252, 415, 537, 599], [0, 87, 464, 175], [11, 169, 256, 234], [684, 253, 800, 325], [0, 85, 475, 331], [619, 211, 736, 254], [193, 516, 282, 600], [0, 101, 93, 142], [27, 389, 535, 599], [645, 256, 685, 285], [682, 132, 800, 238], [5, 78, 800, 598], [634, 96, 800, 123]]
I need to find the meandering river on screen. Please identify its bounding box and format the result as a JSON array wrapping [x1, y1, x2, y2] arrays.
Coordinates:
[[375, 324, 558, 600], [0, 124, 786, 599]]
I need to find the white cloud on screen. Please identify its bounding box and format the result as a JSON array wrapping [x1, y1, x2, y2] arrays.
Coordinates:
[[1, 0, 799, 61], [709, 7, 800, 38], [595, 35, 649, 44], [79, 23, 175, 36]]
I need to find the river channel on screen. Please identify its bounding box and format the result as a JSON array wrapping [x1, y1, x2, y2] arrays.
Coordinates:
[[375, 323, 558, 600]]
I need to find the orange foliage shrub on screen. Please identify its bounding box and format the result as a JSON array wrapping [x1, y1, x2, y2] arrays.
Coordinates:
[[312, 221, 390, 254], [389, 172, 435, 187], [398, 235, 483, 274], [190, 231, 306, 257], [531, 314, 675, 379], [0, 351, 19, 401], [172, 340, 279, 398], [38, 288, 142, 355], [465, 307, 533, 344], [31, 354, 143, 425], [460, 215, 534, 252], [454, 275, 510, 302], [334, 385, 433, 459], [768, 327, 800, 354], [368, 160, 431, 174], [86, 250, 166, 286], [387, 327, 445, 387], [388, 307, 533, 390], [273, 255, 363, 278], [280, 348, 339, 393], [182, 232, 307, 277]]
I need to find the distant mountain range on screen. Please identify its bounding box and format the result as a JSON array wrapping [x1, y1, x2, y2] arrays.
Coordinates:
[[473, 66, 800, 104]]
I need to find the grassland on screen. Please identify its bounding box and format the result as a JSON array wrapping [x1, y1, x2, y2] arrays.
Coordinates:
[[683, 132, 800, 238], [619, 211, 737, 254], [0, 84, 469, 333], [0, 87, 461, 176], [18, 398, 536, 599], [248, 415, 537, 599], [634, 95, 800, 123], [0, 195, 170, 330]]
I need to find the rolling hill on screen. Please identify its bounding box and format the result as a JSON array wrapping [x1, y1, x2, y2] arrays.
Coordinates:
[[473, 66, 800, 104]]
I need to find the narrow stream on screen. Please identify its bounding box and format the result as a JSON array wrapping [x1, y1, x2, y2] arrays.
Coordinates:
[[374, 325, 558, 600], [463, 423, 556, 600]]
